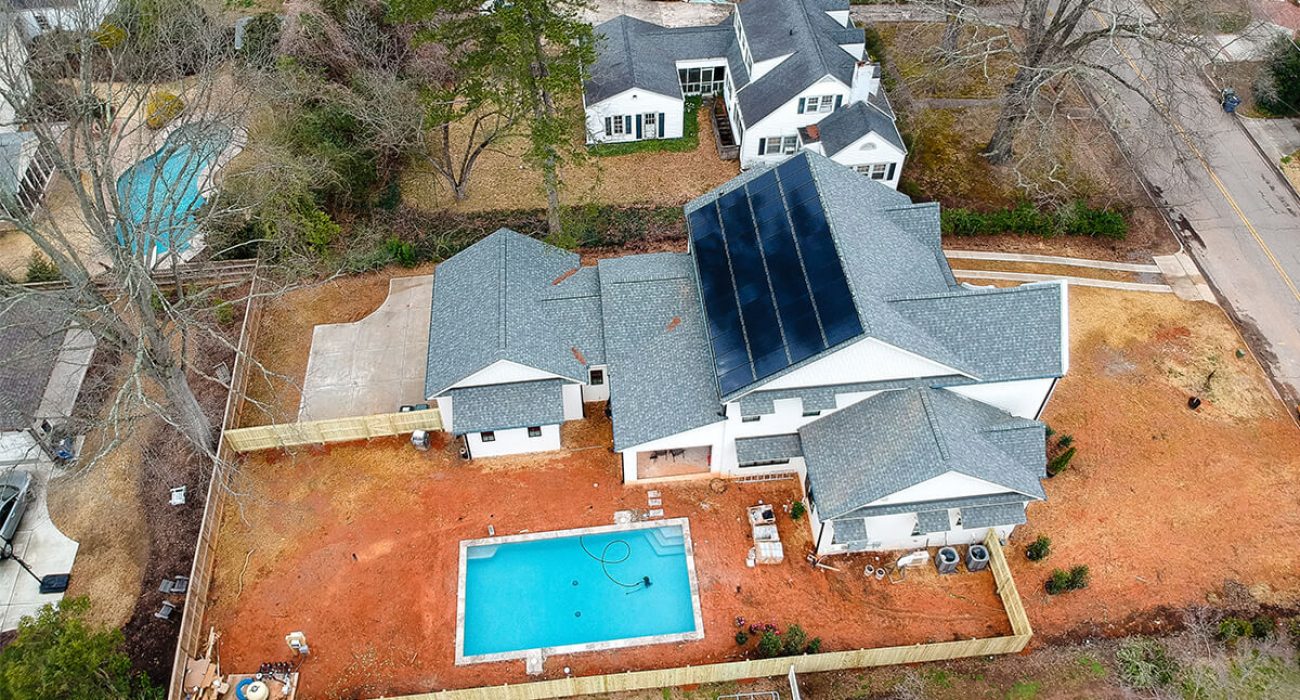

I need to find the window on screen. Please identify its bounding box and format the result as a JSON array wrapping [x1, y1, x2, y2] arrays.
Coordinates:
[[481, 431, 496, 442], [678, 65, 726, 96], [802, 410, 821, 417], [854, 163, 891, 180], [799, 95, 837, 114], [759, 136, 798, 156], [608, 116, 627, 136], [741, 415, 761, 423], [34, 14, 51, 31], [589, 368, 605, 386], [527, 426, 542, 438]]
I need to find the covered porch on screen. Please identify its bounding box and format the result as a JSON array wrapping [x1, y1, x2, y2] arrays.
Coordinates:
[[635, 445, 712, 480]]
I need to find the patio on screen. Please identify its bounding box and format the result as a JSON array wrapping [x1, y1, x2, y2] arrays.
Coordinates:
[[205, 416, 1014, 699]]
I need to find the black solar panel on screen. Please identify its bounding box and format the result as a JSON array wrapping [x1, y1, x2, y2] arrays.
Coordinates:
[[688, 154, 863, 396]]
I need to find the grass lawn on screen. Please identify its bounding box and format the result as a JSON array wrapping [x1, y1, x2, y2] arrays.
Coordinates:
[[400, 104, 738, 213]]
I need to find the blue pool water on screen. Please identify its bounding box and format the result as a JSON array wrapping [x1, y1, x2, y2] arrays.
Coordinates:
[[462, 525, 698, 658], [116, 122, 232, 256]]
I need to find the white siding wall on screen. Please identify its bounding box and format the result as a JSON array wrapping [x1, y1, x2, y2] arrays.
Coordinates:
[[586, 89, 684, 144], [442, 360, 565, 394], [434, 395, 454, 433], [748, 337, 961, 393], [561, 383, 584, 421], [466, 424, 560, 458], [825, 132, 906, 189], [865, 472, 1017, 507], [621, 420, 726, 483], [945, 378, 1056, 420], [14, 1, 116, 40], [739, 77, 851, 169], [815, 516, 1019, 555]]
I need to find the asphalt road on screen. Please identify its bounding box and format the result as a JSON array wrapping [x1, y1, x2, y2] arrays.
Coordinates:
[[1083, 7, 1300, 406]]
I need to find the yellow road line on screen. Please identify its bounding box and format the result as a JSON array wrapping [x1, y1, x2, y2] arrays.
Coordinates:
[[1089, 10, 1300, 303]]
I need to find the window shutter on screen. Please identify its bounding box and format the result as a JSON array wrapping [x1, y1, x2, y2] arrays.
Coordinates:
[[757, 138, 767, 155], [635, 114, 643, 139], [624, 115, 632, 134], [797, 98, 806, 114], [834, 95, 843, 109], [887, 163, 896, 180], [604, 117, 612, 135], [658, 113, 665, 138]]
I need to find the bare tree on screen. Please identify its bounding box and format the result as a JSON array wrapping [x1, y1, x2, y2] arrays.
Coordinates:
[[0, 0, 278, 463]]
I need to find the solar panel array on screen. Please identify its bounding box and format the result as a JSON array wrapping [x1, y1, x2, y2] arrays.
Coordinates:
[[689, 156, 864, 396]]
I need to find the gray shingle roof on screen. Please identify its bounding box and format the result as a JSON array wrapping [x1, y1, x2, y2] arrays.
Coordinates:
[[599, 253, 722, 450], [735, 433, 803, 463], [424, 229, 605, 398], [448, 379, 565, 434], [837, 492, 1031, 521], [0, 295, 66, 431], [915, 510, 950, 534], [814, 99, 905, 155], [585, 16, 734, 104], [962, 503, 1027, 529], [799, 387, 1047, 519], [830, 517, 867, 544]]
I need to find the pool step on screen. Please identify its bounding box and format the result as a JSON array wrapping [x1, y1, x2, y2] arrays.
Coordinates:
[[643, 526, 686, 556]]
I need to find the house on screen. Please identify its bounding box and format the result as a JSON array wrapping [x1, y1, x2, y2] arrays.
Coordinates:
[[0, 12, 54, 218], [424, 151, 1067, 553], [583, 0, 906, 187], [7, 0, 117, 40]]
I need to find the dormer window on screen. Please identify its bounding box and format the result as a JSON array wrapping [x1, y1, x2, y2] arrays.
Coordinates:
[[798, 95, 839, 114]]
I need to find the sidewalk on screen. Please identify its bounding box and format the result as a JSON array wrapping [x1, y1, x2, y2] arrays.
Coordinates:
[[1239, 116, 1300, 196]]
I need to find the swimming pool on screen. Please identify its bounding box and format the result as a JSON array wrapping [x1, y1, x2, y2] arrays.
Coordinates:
[[116, 122, 232, 258], [457, 519, 704, 664]]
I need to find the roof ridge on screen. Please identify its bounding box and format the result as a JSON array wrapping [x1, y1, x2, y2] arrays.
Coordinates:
[[498, 234, 508, 351], [887, 282, 1060, 303], [917, 389, 950, 461]]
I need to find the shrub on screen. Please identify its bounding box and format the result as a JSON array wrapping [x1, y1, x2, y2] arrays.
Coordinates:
[[941, 201, 1126, 239], [756, 630, 782, 658], [1218, 617, 1254, 644], [805, 637, 822, 654], [297, 206, 342, 252], [241, 12, 283, 70], [1061, 201, 1127, 239], [1067, 564, 1090, 590], [781, 624, 808, 656], [1025, 535, 1052, 562], [1056, 434, 1074, 449], [1045, 568, 1073, 595], [93, 21, 127, 49], [385, 237, 418, 267], [1047, 447, 1076, 477], [25, 252, 60, 283], [790, 501, 806, 520], [0, 597, 160, 700], [1116, 637, 1177, 689], [734, 631, 749, 645], [1255, 35, 1300, 117], [145, 91, 184, 129], [213, 300, 235, 326], [1250, 615, 1275, 639]]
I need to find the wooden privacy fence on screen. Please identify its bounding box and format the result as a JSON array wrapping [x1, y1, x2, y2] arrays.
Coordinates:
[[168, 266, 265, 700], [222, 409, 443, 452], [386, 533, 1032, 700]]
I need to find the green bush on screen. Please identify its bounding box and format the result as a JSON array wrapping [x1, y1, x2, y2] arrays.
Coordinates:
[[297, 206, 342, 252], [1025, 535, 1051, 562], [24, 252, 60, 283], [1217, 616, 1274, 645], [734, 631, 749, 645], [213, 300, 235, 326], [1067, 564, 1090, 590], [385, 237, 418, 267], [790, 501, 806, 520], [1047, 447, 1076, 477], [781, 624, 808, 656], [756, 630, 783, 658], [145, 91, 184, 130], [1255, 35, 1300, 117], [0, 597, 161, 700], [241, 12, 282, 70], [941, 201, 1127, 239], [805, 637, 822, 654], [1116, 637, 1177, 689], [1045, 568, 1073, 595]]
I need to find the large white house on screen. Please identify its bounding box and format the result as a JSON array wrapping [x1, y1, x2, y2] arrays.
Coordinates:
[[583, 0, 906, 187], [423, 153, 1068, 554]]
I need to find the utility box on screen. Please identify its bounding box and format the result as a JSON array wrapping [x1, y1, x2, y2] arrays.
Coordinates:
[[966, 544, 990, 572], [411, 430, 430, 451], [935, 546, 959, 574]]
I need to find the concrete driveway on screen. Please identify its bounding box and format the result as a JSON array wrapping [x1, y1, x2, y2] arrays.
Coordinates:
[[586, 0, 731, 28], [298, 276, 433, 421], [0, 459, 79, 631]]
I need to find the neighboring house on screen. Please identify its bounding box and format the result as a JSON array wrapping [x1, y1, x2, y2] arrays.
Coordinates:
[[583, 0, 906, 187], [7, 0, 116, 40], [0, 12, 53, 218], [0, 295, 92, 466], [424, 152, 1068, 553]]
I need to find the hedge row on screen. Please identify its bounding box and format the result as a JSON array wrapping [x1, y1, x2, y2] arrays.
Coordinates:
[[941, 201, 1127, 239]]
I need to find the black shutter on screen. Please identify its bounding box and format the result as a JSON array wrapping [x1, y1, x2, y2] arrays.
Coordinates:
[[635, 114, 643, 139], [624, 115, 632, 134], [658, 113, 665, 138], [797, 97, 807, 114], [757, 138, 767, 155], [834, 95, 843, 109], [604, 116, 612, 135], [887, 163, 897, 180]]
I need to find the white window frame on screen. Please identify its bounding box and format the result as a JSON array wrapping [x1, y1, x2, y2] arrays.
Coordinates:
[[643, 112, 658, 139], [855, 163, 890, 180], [763, 136, 798, 155], [609, 117, 627, 136]]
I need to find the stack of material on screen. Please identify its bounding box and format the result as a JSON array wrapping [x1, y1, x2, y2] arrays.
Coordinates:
[[747, 504, 784, 565]]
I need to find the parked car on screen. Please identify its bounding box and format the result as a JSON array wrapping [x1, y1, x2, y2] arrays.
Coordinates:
[[0, 470, 34, 545]]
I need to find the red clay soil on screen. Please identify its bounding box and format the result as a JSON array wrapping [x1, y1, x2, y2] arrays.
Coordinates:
[[1017, 287, 1300, 642], [206, 415, 1011, 699]]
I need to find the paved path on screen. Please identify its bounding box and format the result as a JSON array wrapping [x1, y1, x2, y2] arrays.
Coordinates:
[[944, 249, 1162, 273], [1084, 0, 1300, 403], [0, 457, 78, 631], [954, 269, 1174, 292]]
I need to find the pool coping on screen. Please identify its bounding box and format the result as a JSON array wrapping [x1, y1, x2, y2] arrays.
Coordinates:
[[455, 517, 705, 666]]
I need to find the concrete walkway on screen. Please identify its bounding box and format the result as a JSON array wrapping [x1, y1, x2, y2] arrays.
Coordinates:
[[954, 269, 1175, 292], [944, 249, 1162, 273], [298, 276, 433, 421], [0, 457, 78, 631], [585, 0, 730, 28]]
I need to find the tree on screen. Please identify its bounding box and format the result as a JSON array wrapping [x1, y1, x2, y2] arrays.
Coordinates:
[[0, 597, 160, 700], [0, 0, 274, 460], [1255, 35, 1300, 116], [921, 0, 1200, 164]]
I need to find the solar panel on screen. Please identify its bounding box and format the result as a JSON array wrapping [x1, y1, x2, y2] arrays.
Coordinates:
[[689, 154, 864, 397]]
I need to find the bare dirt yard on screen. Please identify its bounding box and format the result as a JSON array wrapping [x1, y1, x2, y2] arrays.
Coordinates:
[[205, 417, 1014, 698], [400, 106, 740, 213]]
